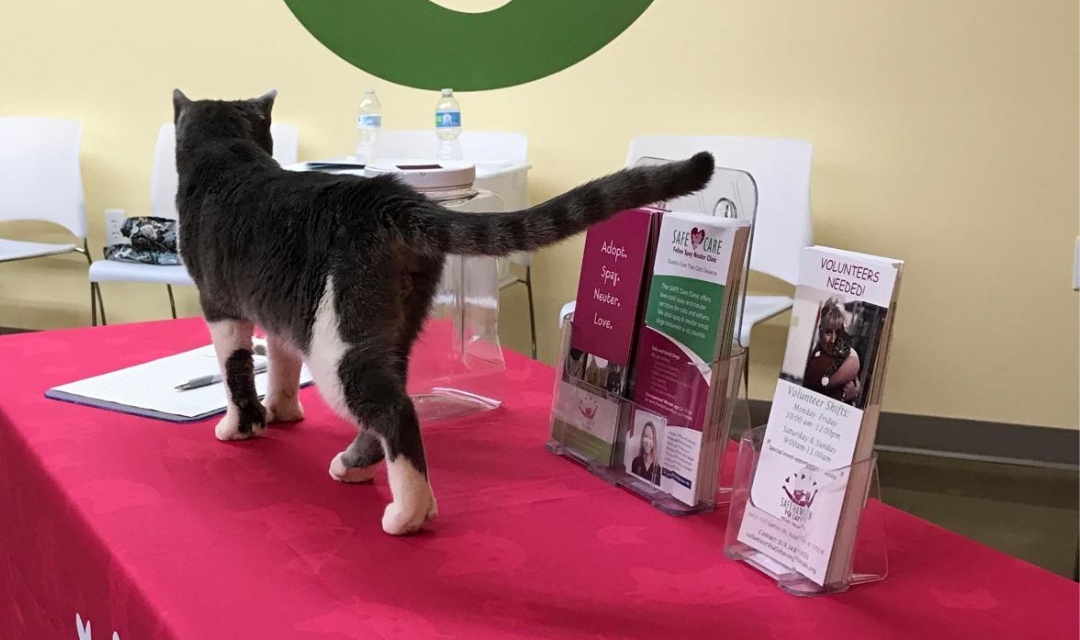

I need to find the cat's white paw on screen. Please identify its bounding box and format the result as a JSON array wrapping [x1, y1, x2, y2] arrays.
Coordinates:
[[214, 411, 264, 441], [328, 452, 379, 483], [381, 457, 437, 535], [382, 492, 437, 536], [215, 413, 243, 441], [265, 398, 304, 423]]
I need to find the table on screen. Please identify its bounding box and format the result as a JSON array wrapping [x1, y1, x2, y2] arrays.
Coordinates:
[[1, 318, 1076, 639], [285, 157, 531, 210]]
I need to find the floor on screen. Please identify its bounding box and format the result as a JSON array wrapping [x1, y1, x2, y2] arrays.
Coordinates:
[[876, 450, 1079, 580]]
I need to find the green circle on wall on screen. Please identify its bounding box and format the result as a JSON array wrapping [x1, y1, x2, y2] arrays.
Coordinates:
[[283, 0, 655, 91]]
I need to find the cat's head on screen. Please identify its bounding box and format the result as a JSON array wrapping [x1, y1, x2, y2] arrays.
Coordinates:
[[172, 89, 277, 157]]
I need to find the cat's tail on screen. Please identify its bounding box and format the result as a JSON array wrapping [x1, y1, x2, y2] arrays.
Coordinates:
[[398, 152, 714, 256]]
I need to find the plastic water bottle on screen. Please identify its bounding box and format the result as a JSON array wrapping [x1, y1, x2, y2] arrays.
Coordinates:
[[435, 88, 462, 160], [355, 87, 381, 164]]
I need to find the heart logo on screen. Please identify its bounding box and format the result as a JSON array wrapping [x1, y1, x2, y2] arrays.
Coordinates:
[[690, 227, 706, 250]]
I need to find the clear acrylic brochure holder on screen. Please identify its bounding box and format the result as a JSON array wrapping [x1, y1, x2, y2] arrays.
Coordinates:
[[546, 314, 750, 516], [632, 157, 758, 364], [723, 425, 888, 596]]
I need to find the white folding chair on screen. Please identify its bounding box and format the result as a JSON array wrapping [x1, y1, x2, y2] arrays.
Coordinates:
[[89, 122, 299, 323], [378, 130, 538, 357], [0, 118, 99, 324]]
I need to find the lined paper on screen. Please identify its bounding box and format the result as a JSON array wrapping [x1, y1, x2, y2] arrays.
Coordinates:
[[48, 345, 314, 420]]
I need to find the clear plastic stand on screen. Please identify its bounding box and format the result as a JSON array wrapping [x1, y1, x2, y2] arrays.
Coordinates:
[[296, 159, 508, 423], [409, 247, 506, 422], [546, 315, 750, 516], [399, 170, 508, 423], [723, 425, 888, 596]]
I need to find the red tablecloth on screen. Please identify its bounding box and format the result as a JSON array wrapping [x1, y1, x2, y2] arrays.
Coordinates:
[[1, 319, 1076, 640]]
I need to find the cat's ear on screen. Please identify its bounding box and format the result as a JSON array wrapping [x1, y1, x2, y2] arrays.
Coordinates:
[[254, 89, 277, 117], [172, 89, 191, 122]]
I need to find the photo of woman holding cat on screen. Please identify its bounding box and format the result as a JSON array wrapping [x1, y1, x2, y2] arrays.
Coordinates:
[[799, 296, 888, 409], [802, 298, 861, 404]]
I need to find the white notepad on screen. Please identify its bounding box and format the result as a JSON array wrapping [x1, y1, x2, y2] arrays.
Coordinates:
[[45, 345, 315, 422]]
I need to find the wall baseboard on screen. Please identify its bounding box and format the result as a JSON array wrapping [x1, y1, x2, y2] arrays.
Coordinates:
[[0, 327, 34, 335], [744, 400, 1079, 469]]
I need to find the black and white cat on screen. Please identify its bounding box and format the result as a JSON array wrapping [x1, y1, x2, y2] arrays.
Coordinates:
[[172, 89, 714, 535]]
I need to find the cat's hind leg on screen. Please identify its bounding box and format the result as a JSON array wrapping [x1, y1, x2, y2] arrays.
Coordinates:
[[325, 257, 439, 487], [307, 276, 435, 534], [337, 347, 437, 535], [263, 333, 305, 423], [207, 319, 266, 441], [328, 430, 384, 483]]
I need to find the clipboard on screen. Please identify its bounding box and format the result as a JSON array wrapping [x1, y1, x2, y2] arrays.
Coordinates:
[[45, 345, 314, 423]]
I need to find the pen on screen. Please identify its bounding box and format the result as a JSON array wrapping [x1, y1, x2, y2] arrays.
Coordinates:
[[306, 162, 366, 171], [175, 362, 268, 391]]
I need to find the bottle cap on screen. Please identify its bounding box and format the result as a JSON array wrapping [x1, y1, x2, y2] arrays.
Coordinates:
[[441, 88, 453, 96], [364, 87, 375, 94]]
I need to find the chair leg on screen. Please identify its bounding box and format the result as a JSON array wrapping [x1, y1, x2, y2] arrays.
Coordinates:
[[90, 282, 98, 327], [82, 242, 102, 327], [742, 343, 751, 401], [1073, 539, 1078, 582], [94, 283, 107, 326], [525, 266, 537, 359], [167, 285, 178, 319]]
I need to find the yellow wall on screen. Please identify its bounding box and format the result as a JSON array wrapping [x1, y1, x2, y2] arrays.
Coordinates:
[[2, 0, 1077, 429]]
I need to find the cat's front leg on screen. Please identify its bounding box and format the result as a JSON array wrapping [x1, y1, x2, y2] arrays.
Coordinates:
[[207, 319, 266, 441], [263, 333, 305, 423]]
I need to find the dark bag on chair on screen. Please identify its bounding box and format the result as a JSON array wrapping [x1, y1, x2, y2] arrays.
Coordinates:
[[103, 216, 180, 266]]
